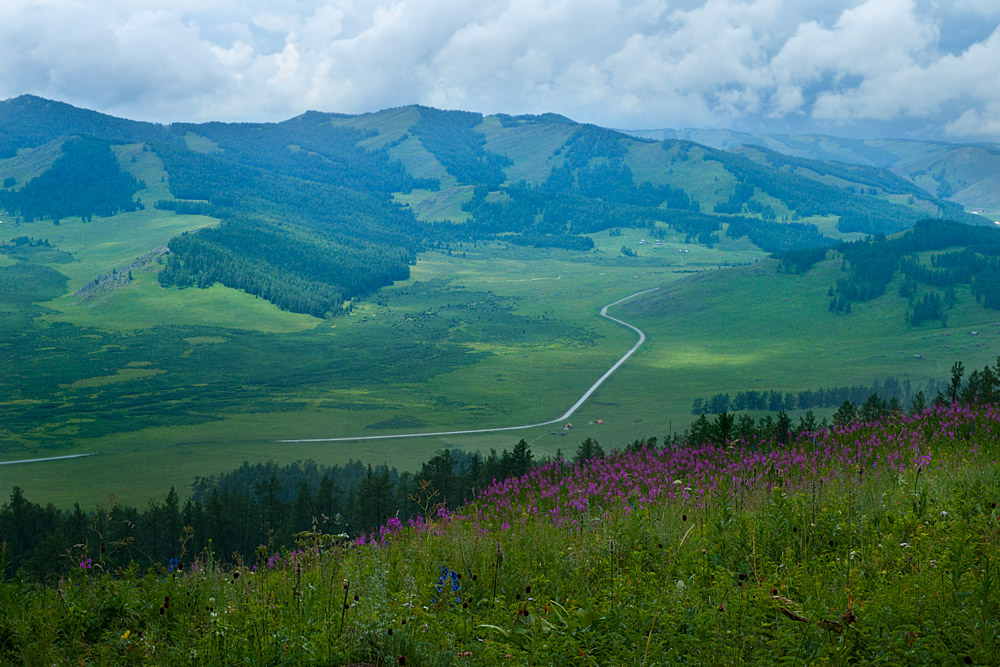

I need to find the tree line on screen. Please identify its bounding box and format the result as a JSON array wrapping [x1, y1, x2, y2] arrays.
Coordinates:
[[775, 219, 1000, 325], [1, 441, 534, 582], [687, 357, 1000, 449], [691, 376, 947, 415]]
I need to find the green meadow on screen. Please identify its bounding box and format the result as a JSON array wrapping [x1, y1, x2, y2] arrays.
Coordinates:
[[3, 205, 1000, 510], [1, 212, 762, 506]]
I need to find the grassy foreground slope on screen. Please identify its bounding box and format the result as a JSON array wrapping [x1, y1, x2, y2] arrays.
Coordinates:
[[1, 404, 997, 665]]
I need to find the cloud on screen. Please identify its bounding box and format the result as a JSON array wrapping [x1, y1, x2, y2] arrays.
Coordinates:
[[0, 0, 997, 140]]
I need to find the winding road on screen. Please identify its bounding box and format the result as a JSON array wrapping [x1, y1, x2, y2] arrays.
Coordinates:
[[0, 286, 660, 465], [278, 286, 660, 444]]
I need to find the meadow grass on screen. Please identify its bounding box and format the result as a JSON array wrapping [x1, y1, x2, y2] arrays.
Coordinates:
[[479, 116, 575, 185], [330, 106, 421, 151], [48, 271, 321, 333], [0, 232, 756, 506], [388, 134, 457, 188], [181, 132, 222, 155], [393, 187, 474, 222], [0, 209, 217, 290], [4, 214, 1000, 511], [2, 405, 996, 665], [627, 142, 737, 212]]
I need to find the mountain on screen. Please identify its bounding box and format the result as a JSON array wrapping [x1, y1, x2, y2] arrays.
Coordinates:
[[626, 126, 1000, 215]]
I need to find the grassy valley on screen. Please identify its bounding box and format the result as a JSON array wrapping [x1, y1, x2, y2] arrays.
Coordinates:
[[1, 96, 999, 512]]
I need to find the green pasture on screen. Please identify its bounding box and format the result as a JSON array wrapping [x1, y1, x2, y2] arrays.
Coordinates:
[[0, 210, 214, 290], [4, 210, 1000, 510], [1, 226, 761, 506], [479, 116, 573, 184], [620, 254, 1000, 419], [393, 186, 473, 222], [627, 142, 737, 212], [388, 135, 456, 187], [48, 270, 320, 333]]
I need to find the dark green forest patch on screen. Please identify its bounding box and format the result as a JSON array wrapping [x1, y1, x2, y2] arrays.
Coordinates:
[[0, 136, 143, 222], [789, 219, 1000, 324], [411, 107, 511, 186]]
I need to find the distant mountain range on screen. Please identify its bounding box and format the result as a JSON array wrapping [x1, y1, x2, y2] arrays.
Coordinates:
[[0, 94, 989, 315], [625, 127, 1000, 215]]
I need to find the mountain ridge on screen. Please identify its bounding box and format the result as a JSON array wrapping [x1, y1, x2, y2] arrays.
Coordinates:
[[623, 125, 1000, 214], [0, 94, 987, 320]]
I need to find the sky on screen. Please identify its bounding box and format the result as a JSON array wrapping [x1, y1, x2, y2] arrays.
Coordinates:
[[2, 0, 1000, 141]]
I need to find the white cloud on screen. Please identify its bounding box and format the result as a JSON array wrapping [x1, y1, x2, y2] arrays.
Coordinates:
[[0, 0, 997, 139], [946, 108, 1000, 138]]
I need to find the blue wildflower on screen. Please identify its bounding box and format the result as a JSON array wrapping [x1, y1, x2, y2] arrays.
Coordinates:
[[432, 565, 461, 604]]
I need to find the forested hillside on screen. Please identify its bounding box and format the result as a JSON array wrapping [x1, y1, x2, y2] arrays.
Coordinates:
[[153, 144, 421, 316], [0, 136, 144, 222], [789, 219, 1000, 325], [1, 94, 984, 316]]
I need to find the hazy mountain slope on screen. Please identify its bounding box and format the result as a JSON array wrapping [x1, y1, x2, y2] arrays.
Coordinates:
[[729, 144, 973, 223], [892, 144, 1000, 211], [170, 112, 433, 194], [628, 127, 944, 168], [627, 127, 1000, 214], [478, 114, 576, 185]]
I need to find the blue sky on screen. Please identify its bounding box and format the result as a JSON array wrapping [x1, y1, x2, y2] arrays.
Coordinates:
[[2, 0, 999, 140]]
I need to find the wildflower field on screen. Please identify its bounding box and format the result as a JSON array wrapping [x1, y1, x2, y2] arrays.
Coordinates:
[[2, 403, 999, 665]]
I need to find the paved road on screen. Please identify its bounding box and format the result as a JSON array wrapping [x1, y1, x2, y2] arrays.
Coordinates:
[[278, 286, 660, 444], [0, 452, 100, 466]]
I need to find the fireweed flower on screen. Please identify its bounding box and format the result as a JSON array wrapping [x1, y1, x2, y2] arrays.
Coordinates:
[[353, 404, 997, 553]]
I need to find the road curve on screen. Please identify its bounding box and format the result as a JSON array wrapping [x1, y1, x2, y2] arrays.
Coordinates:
[[278, 286, 660, 444]]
